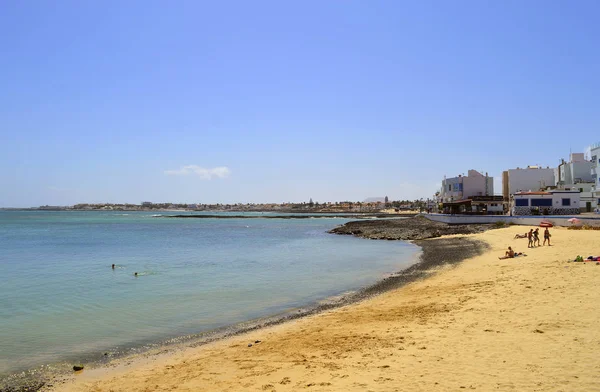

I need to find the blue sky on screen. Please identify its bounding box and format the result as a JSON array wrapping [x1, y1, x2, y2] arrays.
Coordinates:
[[1, 1, 599, 207]]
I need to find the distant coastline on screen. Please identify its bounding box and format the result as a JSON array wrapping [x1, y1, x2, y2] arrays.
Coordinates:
[[1, 208, 418, 217], [163, 213, 416, 219], [0, 200, 424, 214]]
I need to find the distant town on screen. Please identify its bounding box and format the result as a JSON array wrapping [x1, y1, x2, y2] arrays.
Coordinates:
[[9, 197, 427, 213]]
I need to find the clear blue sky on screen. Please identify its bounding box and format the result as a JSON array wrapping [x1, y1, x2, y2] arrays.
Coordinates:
[[1, 1, 599, 207]]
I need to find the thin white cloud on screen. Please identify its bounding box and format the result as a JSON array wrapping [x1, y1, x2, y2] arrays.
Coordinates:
[[164, 165, 231, 180]]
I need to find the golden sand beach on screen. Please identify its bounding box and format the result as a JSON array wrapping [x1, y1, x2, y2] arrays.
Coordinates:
[[52, 226, 600, 392]]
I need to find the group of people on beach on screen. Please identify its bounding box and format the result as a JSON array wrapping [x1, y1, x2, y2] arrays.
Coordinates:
[[499, 227, 552, 259], [514, 228, 551, 247]]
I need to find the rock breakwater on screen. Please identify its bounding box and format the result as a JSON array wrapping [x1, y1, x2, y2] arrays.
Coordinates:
[[328, 215, 494, 240]]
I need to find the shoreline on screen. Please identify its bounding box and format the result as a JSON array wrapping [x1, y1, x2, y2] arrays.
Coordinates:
[[1, 232, 486, 392], [47, 225, 600, 391]]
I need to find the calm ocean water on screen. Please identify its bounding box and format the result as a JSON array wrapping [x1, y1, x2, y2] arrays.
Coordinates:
[[0, 211, 419, 378]]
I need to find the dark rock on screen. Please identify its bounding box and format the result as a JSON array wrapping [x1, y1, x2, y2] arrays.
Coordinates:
[[328, 215, 495, 241], [248, 343, 253, 347], [73, 365, 84, 371]]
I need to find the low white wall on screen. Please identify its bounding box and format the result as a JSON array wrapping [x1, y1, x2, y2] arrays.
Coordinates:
[[423, 213, 600, 227]]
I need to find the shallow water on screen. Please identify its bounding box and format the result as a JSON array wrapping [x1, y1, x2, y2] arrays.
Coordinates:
[[0, 211, 419, 377]]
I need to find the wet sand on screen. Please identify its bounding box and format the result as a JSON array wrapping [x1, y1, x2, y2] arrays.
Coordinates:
[[49, 226, 600, 391]]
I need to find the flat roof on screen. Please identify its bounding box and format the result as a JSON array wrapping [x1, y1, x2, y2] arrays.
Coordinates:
[[442, 199, 472, 205], [514, 192, 551, 195]]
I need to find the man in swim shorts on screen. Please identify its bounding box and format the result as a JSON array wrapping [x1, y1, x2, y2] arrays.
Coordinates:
[[543, 227, 551, 246], [499, 247, 515, 259]]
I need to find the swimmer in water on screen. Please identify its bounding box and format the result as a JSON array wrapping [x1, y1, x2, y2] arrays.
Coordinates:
[[112, 264, 115, 269], [134, 272, 138, 277]]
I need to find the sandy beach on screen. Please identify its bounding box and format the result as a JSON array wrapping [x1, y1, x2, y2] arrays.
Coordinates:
[[50, 225, 600, 392]]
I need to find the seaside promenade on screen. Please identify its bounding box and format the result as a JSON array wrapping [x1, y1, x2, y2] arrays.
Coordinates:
[[53, 226, 600, 392]]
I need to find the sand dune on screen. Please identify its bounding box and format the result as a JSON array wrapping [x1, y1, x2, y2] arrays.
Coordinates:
[[53, 226, 600, 392]]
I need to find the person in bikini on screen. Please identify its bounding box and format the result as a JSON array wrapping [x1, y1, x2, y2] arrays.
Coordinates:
[[527, 229, 534, 248], [533, 228, 541, 247]]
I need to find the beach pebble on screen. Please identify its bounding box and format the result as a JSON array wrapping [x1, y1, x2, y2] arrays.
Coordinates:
[[73, 365, 84, 371], [255, 340, 261, 344], [248, 343, 253, 347]]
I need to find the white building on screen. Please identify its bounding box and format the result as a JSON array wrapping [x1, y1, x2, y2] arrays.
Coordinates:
[[590, 143, 600, 211], [557, 153, 594, 185], [502, 166, 555, 201], [439, 170, 493, 203], [554, 152, 596, 212], [512, 190, 580, 216], [564, 183, 595, 213]]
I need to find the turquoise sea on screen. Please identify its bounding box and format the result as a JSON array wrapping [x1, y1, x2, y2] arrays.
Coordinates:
[[0, 211, 419, 381]]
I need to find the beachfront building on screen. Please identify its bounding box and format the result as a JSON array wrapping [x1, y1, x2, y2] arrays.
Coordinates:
[[554, 152, 596, 212], [442, 195, 504, 215], [438, 170, 495, 214], [511, 190, 581, 216], [439, 170, 493, 203], [557, 153, 594, 185], [502, 166, 555, 202], [590, 143, 600, 212]]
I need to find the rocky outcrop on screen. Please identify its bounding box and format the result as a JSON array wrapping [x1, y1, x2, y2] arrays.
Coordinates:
[[328, 215, 493, 241]]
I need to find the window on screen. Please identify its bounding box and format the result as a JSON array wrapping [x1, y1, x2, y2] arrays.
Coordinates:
[[531, 199, 552, 207], [562, 198, 571, 206], [515, 199, 528, 206], [452, 183, 463, 192]]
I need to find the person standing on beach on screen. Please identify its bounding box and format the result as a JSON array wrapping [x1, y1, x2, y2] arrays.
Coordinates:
[[527, 229, 534, 248], [533, 228, 541, 247], [543, 228, 551, 246]]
